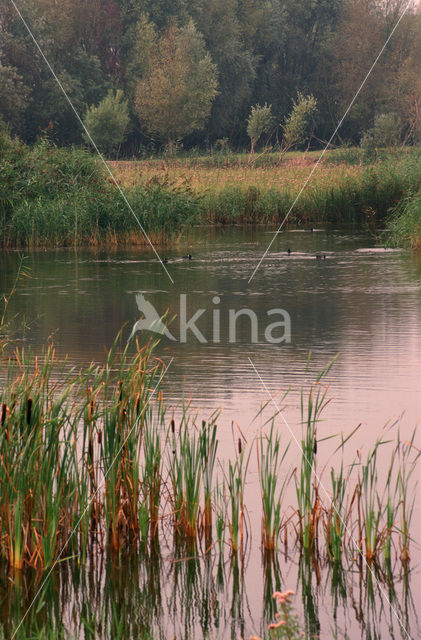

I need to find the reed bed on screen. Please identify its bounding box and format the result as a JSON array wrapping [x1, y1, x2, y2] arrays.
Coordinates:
[[0, 342, 419, 575], [385, 188, 421, 249], [0, 135, 199, 248], [2, 128, 421, 247], [113, 149, 421, 227]]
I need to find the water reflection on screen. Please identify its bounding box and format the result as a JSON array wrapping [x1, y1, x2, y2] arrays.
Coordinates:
[[1, 547, 419, 639], [1, 228, 421, 443]]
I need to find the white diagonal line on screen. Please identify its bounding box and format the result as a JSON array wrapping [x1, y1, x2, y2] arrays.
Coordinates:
[[9, 0, 174, 285], [11, 357, 173, 640], [248, 357, 413, 640], [248, 0, 413, 284]]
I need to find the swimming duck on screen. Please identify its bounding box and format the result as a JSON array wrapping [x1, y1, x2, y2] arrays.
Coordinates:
[[183, 254, 192, 260], [287, 248, 291, 255]]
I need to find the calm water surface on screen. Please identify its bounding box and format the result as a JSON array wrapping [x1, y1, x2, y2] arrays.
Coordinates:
[[2, 227, 421, 438], [1, 227, 421, 639]]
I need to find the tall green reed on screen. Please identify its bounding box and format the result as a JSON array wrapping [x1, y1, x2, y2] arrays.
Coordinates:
[[167, 412, 218, 542], [258, 422, 291, 551], [226, 436, 250, 556], [395, 428, 420, 564], [295, 362, 334, 553]]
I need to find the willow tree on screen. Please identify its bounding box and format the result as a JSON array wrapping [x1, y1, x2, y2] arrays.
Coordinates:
[[134, 20, 218, 153], [278, 92, 317, 163], [247, 103, 274, 155]]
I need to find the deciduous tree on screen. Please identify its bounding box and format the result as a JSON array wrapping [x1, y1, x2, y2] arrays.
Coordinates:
[[134, 21, 218, 153], [279, 92, 317, 163], [247, 103, 274, 154], [83, 89, 129, 157]]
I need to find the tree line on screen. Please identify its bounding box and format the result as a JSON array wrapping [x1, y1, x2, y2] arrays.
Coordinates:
[[1, 0, 420, 155]]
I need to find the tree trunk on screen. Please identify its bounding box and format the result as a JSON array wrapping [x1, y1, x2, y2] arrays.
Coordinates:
[[168, 137, 175, 157]]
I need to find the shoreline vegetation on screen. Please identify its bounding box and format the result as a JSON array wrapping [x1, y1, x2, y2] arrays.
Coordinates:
[[1, 129, 421, 248], [0, 337, 418, 573], [0, 333, 418, 638]]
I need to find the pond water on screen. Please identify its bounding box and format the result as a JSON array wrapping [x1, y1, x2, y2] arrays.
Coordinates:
[[1, 226, 421, 639]]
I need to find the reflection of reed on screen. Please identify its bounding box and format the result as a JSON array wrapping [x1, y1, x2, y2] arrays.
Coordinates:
[[1, 542, 417, 639]]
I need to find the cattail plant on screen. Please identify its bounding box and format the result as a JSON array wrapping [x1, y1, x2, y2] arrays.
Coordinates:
[[395, 428, 420, 565], [199, 417, 218, 533], [226, 436, 249, 555], [295, 362, 333, 553], [258, 422, 291, 551], [358, 439, 390, 564]]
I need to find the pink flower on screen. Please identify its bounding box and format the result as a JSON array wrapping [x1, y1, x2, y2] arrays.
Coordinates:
[[272, 589, 295, 604], [268, 620, 286, 629]]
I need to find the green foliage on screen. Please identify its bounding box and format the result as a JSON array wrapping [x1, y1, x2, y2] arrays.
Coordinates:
[[280, 92, 318, 156], [0, 59, 29, 133], [189, 0, 255, 141], [124, 175, 200, 237], [83, 90, 130, 157], [361, 112, 401, 154], [1, 0, 421, 150], [385, 189, 421, 248], [213, 137, 231, 154], [1, 0, 421, 151], [247, 103, 275, 153], [134, 21, 218, 150], [124, 13, 158, 100], [0, 139, 198, 246]]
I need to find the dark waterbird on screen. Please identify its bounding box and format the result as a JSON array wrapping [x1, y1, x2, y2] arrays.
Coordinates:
[[315, 254, 326, 260], [183, 254, 192, 260]]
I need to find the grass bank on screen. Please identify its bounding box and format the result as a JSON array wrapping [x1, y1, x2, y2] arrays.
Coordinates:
[[0, 131, 198, 248], [2, 126, 421, 247]]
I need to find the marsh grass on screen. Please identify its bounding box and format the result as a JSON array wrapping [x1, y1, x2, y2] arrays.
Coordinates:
[[258, 422, 291, 552], [385, 189, 421, 248], [0, 135, 199, 248], [295, 362, 335, 554], [115, 149, 421, 228], [167, 414, 202, 539], [2, 132, 421, 247], [0, 342, 418, 576], [0, 337, 165, 568], [226, 448, 246, 555], [324, 451, 353, 566]]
